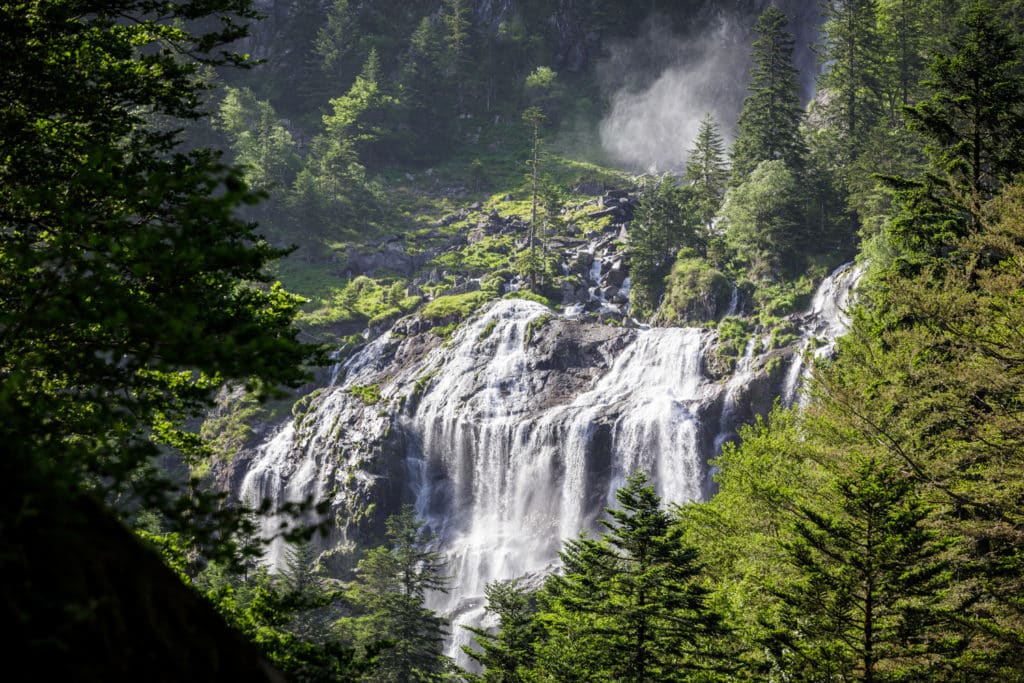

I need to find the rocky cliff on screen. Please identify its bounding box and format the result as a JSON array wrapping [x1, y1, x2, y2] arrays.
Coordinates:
[[219, 248, 864, 660]]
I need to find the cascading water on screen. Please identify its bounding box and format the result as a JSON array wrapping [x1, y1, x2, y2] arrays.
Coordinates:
[[782, 262, 865, 406], [404, 299, 714, 662], [229, 260, 865, 665]]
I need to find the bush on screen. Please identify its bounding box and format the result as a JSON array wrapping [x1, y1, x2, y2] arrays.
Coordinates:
[[653, 257, 733, 326], [420, 291, 491, 328]]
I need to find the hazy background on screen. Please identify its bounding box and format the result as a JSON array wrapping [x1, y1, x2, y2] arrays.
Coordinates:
[[597, 3, 821, 172]]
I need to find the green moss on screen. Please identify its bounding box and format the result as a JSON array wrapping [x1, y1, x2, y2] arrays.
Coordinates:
[[479, 318, 498, 341], [297, 275, 423, 342], [291, 388, 326, 428], [654, 257, 733, 326], [769, 322, 801, 350], [502, 289, 555, 307], [431, 235, 514, 276], [420, 291, 490, 324], [431, 322, 461, 339], [752, 273, 820, 322], [524, 313, 553, 348], [349, 384, 381, 405], [413, 370, 438, 398], [716, 316, 753, 358]]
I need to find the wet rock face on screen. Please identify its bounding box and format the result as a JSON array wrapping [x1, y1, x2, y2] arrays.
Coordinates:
[[527, 319, 637, 409]]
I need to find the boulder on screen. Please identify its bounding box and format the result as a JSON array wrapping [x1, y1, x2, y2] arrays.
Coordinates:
[[450, 279, 481, 296], [606, 260, 628, 288], [571, 251, 594, 276]]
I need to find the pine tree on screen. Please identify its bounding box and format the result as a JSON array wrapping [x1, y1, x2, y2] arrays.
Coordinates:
[[521, 106, 547, 289], [809, 181, 1024, 677], [463, 578, 540, 682], [539, 473, 728, 682], [730, 6, 807, 185], [398, 16, 452, 161], [315, 0, 362, 84], [683, 113, 730, 235], [216, 87, 301, 192], [720, 159, 801, 281], [443, 0, 472, 108], [771, 457, 958, 682], [343, 506, 451, 683], [629, 176, 699, 317], [818, 0, 886, 160], [893, 0, 1024, 249]]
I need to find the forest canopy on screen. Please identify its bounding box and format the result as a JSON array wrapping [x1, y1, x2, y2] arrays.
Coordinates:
[[4, 0, 1024, 681]]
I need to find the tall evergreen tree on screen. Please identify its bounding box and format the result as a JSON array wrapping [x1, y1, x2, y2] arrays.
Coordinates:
[[216, 87, 301, 192], [818, 0, 886, 160], [539, 473, 728, 682], [443, 0, 472, 108], [629, 177, 700, 317], [683, 113, 730, 236], [720, 159, 801, 280], [463, 578, 540, 682], [342, 506, 451, 683], [731, 6, 807, 185], [809, 181, 1024, 677], [521, 106, 547, 289], [315, 0, 362, 85], [398, 16, 452, 161], [893, 0, 1024, 249], [771, 457, 958, 682]]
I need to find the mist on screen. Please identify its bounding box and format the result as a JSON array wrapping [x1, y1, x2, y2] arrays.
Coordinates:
[[597, 4, 821, 173]]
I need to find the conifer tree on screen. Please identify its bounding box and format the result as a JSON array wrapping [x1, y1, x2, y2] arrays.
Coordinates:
[[521, 106, 548, 288], [720, 159, 800, 280], [343, 506, 451, 683], [818, 0, 886, 159], [539, 473, 728, 682], [730, 6, 807, 185], [398, 16, 452, 161], [443, 0, 472, 107], [316, 0, 361, 85], [463, 578, 540, 682], [683, 113, 730, 235], [771, 457, 958, 682], [629, 177, 699, 317], [893, 0, 1024, 248], [216, 87, 301, 192]]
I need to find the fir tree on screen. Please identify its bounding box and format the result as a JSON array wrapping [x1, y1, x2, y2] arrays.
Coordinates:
[[629, 177, 699, 317], [892, 0, 1024, 252], [539, 473, 729, 682], [818, 0, 886, 159], [771, 457, 959, 682], [463, 578, 540, 682], [683, 113, 730, 236], [731, 6, 807, 185], [720, 159, 801, 281], [343, 506, 451, 683]]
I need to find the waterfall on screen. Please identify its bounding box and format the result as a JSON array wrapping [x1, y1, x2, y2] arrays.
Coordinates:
[[782, 262, 865, 406], [405, 301, 713, 663], [230, 261, 865, 665]]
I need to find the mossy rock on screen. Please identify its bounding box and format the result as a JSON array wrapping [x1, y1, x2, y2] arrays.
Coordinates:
[[653, 257, 733, 326], [419, 290, 492, 334]]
